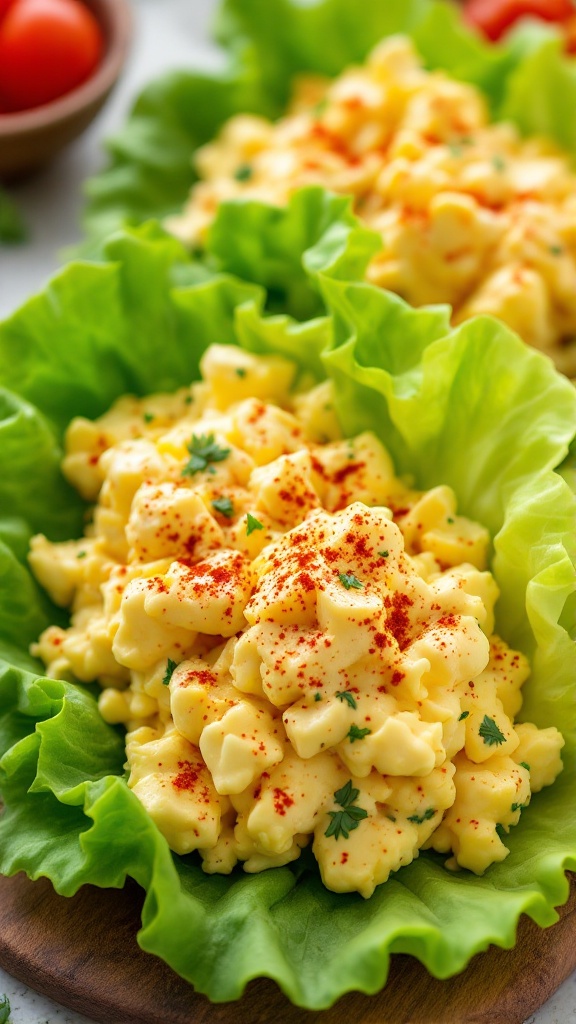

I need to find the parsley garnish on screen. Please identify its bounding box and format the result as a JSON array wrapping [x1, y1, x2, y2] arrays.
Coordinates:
[[519, 761, 530, 771], [492, 154, 506, 172], [479, 714, 506, 747], [182, 433, 230, 476], [447, 516, 455, 524], [338, 572, 363, 590], [336, 690, 357, 709], [143, 412, 155, 423], [246, 513, 264, 535], [234, 163, 253, 182], [458, 710, 469, 721], [235, 367, 247, 378], [347, 724, 371, 743], [77, 550, 87, 559], [407, 807, 436, 825], [314, 692, 322, 702], [212, 496, 234, 518], [325, 780, 368, 840], [0, 994, 10, 1024], [162, 659, 178, 686], [549, 244, 563, 256], [379, 550, 389, 558]]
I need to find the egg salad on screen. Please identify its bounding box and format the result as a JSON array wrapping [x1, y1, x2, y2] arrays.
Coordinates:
[[28, 345, 564, 898], [167, 37, 576, 376]]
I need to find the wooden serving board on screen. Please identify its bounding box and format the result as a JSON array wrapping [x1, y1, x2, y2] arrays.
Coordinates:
[[1, 873, 575, 1024]]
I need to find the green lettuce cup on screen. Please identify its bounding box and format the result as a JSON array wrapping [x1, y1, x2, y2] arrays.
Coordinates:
[[80, 0, 576, 250], [0, 211, 575, 1008]]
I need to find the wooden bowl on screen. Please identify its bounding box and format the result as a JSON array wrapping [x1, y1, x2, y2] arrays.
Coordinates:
[[0, 0, 133, 181]]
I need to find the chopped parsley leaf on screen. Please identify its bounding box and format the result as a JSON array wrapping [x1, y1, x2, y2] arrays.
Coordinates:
[[183, 433, 230, 476], [492, 154, 506, 172], [314, 692, 322, 702], [336, 690, 357, 709], [379, 550, 389, 558], [234, 163, 253, 182], [479, 714, 506, 747], [76, 551, 87, 559], [246, 512, 264, 535], [338, 572, 363, 590], [458, 710, 469, 721], [143, 412, 155, 423], [235, 367, 247, 378], [212, 496, 234, 518], [519, 761, 531, 771], [324, 780, 368, 840], [550, 244, 563, 256], [446, 516, 455, 524], [347, 724, 371, 743], [407, 807, 436, 825], [162, 659, 178, 686]]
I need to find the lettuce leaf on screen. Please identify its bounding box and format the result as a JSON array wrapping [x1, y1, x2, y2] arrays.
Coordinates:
[[0, 221, 575, 1008], [80, 0, 576, 251]]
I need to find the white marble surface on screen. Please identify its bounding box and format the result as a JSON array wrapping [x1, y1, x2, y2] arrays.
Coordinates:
[[0, 1, 575, 1022]]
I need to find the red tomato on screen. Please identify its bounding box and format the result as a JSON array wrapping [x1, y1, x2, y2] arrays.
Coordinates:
[[0, 0, 17, 22], [463, 0, 575, 41], [0, 0, 104, 112]]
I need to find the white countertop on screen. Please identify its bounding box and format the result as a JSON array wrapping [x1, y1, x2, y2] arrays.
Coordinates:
[[0, 1, 574, 1021]]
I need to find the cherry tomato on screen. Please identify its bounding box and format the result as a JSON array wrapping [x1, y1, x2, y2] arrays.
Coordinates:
[[0, 0, 104, 112], [0, 0, 17, 22], [463, 0, 575, 41]]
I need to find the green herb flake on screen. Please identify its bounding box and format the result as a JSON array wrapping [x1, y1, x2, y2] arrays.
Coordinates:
[[183, 433, 230, 477], [479, 714, 506, 747], [347, 724, 371, 743], [407, 807, 436, 825], [492, 154, 506, 172], [458, 710, 469, 721], [379, 550, 389, 558], [386, 813, 397, 822], [235, 367, 247, 378], [0, 186, 27, 244], [519, 761, 531, 771], [446, 516, 455, 524], [511, 801, 528, 813], [0, 994, 10, 1024], [77, 550, 87, 559], [162, 658, 178, 686], [549, 244, 564, 256], [143, 412, 155, 423], [324, 779, 368, 840], [314, 692, 322, 702], [212, 496, 234, 519], [338, 572, 363, 590], [234, 163, 253, 182], [246, 512, 264, 536], [336, 690, 357, 709]]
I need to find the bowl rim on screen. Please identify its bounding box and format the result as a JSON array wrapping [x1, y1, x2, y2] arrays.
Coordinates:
[[0, 0, 133, 137]]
